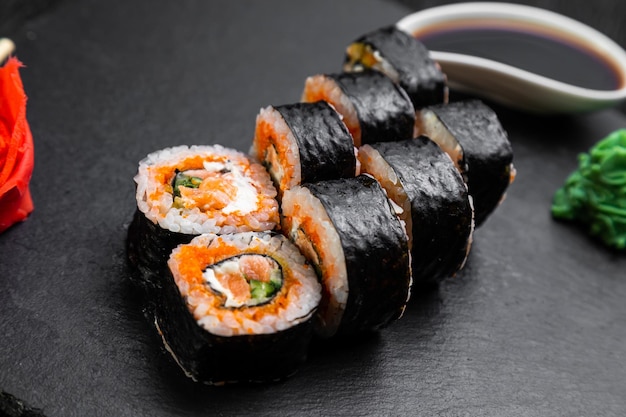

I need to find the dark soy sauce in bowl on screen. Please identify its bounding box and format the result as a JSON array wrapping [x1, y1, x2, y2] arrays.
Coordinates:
[[397, 3, 626, 112], [415, 24, 623, 91]]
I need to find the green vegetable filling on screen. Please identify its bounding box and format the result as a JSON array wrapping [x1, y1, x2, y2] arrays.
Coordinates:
[[204, 254, 284, 308], [552, 128, 626, 250], [248, 269, 282, 301], [172, 171, 203, 197]]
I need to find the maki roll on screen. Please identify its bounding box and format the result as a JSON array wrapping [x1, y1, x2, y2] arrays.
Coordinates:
[[281, 175, 412, 338], [415, 100, 515, 226], [156, 232, 321, 384], [359, 137, 473, 285], [127, 145, 279, 293], [301, 70, 415, 147], [251, 101, 358, 195], [344, 25, 448, 109]]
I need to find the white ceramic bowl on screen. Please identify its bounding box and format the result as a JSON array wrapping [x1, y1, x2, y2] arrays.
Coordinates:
[[396, 2, 626, 113]]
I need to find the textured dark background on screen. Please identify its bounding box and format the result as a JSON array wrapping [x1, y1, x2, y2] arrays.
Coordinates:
[[0, 0, 64, 37], [3, 1, 626, 53], [1, 1, 626, 416]]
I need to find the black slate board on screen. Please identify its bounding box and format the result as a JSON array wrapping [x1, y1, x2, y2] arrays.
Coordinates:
[[1, 1, 626, 416]]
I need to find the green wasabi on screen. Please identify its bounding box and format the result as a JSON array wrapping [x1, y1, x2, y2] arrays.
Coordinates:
[[552, 128, 626, 250]]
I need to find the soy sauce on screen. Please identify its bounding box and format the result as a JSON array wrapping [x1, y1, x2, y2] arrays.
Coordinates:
[[415, 25, 622, 91]]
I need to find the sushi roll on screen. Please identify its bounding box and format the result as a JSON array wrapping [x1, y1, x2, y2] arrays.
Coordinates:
[[343, 25, 448, 109], [415, 100, 515, 226], [281, 175, 412, 338], [251, 101, 358, 195], [126, 145, 280, 293], [359, 137, 474, 285], [301, 70, 415, 147], [156, 232, 321, 384]]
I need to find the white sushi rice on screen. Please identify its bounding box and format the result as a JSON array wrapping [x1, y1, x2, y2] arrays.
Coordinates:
[[134, 145, 279, 235], [251, 106, 302, 193], [358, 145, 413, 248], [415, 110, 466, 175], [281, 186, 349, 338], [168, 233, 321, 337], [302, 75, 362, 147]]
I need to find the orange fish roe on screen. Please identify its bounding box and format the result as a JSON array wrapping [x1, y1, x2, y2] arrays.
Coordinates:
[[252, 113, 299, 194], [215, 272, 251, 305]]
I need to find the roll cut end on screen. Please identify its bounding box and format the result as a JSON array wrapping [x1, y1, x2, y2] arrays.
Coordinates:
[[156, 232, 321, 384], [343, 26, 448, 109]]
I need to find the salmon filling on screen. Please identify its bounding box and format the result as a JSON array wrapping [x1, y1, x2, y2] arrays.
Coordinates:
[[204, 254, 283, 308], [165, 159, 260, 215]]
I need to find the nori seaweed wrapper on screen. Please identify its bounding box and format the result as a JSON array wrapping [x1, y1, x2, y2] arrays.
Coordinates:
[[330, 71, 415, 145], [346, 26, 447, 109], [154, 249, 315, 385], [306, 174, 411, 335], [275, 101, 356, 183], [370, 137, 473, 284], [126, 209, 195, 298], [429, 100, 513, 226]]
